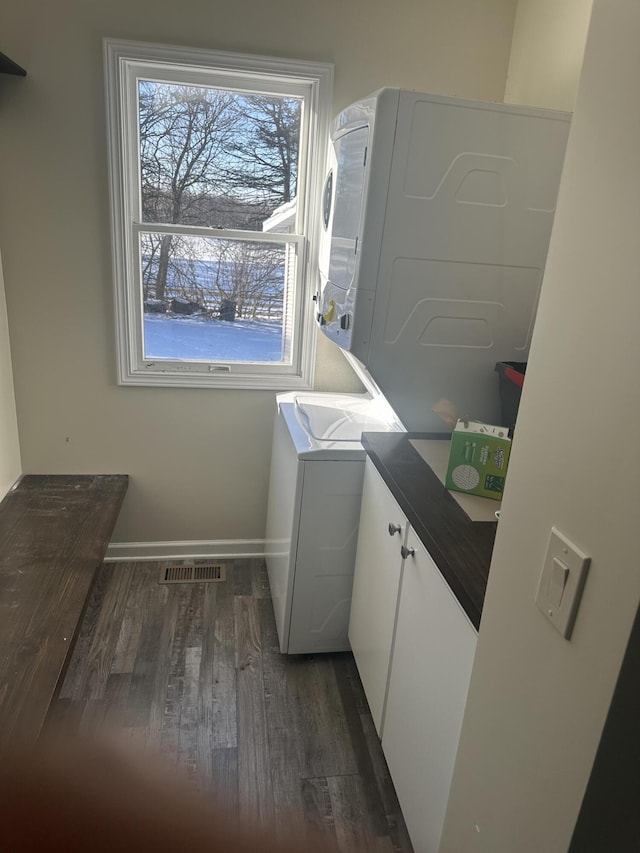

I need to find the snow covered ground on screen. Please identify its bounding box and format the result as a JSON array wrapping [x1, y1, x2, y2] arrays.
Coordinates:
[[144, 314, 284, 362]]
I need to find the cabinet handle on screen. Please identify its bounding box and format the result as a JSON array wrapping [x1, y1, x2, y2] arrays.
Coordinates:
[[388, 522, 402, 536], [400, 544, 415, 559]]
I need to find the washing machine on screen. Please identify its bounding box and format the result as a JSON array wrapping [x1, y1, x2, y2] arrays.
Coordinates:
[[265, 388, 404, 654]]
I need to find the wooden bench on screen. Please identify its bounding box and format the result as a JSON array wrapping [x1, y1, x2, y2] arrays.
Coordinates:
[[0, 474, 128, 752]]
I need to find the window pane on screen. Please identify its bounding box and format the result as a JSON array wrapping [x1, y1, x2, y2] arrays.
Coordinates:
[[138, 81, 302, 231], [140, 233, 294, 363]]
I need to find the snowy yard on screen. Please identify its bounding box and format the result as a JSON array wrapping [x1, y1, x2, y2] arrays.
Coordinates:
[[144, 314, 284, 362]]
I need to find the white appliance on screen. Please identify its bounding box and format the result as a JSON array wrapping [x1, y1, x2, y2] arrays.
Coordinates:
[[317, 88, 571, 431], [265, 389, 404, 654]]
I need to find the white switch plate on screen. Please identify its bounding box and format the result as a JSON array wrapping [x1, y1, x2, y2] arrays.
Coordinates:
[[535, 527, 591, 639]]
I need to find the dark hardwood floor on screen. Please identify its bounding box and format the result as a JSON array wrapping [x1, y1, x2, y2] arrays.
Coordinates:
[[47, 559, 412, 852]]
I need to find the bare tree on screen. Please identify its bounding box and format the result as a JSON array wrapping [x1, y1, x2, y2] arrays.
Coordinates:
[[226, 95, 300, 210], [139, 82, 236, 301], [138, 82, 301, 317]]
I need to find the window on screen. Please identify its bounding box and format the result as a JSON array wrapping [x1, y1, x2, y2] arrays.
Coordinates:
[[104, 39, 333, 388]]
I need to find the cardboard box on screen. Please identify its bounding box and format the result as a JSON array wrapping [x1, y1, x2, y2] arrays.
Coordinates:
[[445, 420, 511, 501]]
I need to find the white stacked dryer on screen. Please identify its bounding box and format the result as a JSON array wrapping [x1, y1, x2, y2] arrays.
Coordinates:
[[317, 88, 571, 431], [265, 390, 403, 654]]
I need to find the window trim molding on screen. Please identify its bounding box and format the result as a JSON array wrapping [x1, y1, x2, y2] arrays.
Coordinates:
[[103, 38, 333, 389]]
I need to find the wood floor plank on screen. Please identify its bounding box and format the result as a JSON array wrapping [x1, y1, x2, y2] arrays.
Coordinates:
[[71, 562, 135, 701], [126, 575, 170, 733], [259, 597, 306, 775], [231, 559, 253, 596], [261, 636, 358, 781], [251, 559, 271, 599], [195, 583, 218, 777], [210, 746, 239, 815], [235, 594, 274, 830], [358, 713, 414, 852], [327, 773, 396, 852], [301, 777, 340, 851], [148, 586, 180, 752], [204, 579, 237, 750], [293, 655, 359, 778], [105, 671, 134, 721], [77, 696, 111, 737], [258, 597, 310, 842], [331, 654, 393, 837], [332, 654, 413, 851], [110, 563, 156, 675], [174, 584, 205, 784]]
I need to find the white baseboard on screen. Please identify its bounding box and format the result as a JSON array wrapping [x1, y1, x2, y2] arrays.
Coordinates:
[[105, 539, 266, 562]]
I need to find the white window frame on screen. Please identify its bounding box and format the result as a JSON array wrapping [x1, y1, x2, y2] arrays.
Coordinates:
[[104, 38, 333, 389]]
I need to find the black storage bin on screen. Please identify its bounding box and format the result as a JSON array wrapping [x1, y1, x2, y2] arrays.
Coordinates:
[[495, 361, 527, 433]]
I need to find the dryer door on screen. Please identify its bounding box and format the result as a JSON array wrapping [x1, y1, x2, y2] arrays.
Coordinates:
[[318, 125, 370, 350], [320, 125, 369, 294]]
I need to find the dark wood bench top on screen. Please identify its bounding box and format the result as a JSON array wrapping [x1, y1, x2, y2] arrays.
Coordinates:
[[0, 474, 128, 751]]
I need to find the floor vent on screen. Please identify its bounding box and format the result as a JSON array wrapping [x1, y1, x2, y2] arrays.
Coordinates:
[[159, 562, 227, 584]]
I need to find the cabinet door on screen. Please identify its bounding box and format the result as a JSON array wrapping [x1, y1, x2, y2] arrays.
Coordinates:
[[382, 527, 477, 853], [348, 457, 407, 734]]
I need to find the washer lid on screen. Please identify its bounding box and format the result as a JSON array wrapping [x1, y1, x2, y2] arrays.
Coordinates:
[[294, 396, 400, 441], [277, 392, 404, 460]]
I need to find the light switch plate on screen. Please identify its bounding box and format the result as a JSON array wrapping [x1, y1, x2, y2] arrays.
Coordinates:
[[535, 527, 590, 639]]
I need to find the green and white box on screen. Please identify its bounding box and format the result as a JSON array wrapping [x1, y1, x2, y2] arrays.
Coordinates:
[[445, 420, 511, 501]]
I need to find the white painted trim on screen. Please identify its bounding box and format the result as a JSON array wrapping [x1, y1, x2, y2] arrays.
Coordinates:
[[104, 539, 266, 562], [103, 37, 333, 390]]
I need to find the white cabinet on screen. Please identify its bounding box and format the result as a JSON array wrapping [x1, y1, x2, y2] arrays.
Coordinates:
[[348, 457, 407, 734], [382, 526, 477, 853], [349, 459, 478, 853]]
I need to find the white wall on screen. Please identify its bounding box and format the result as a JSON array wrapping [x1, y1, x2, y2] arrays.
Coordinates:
[[0, 253, 21, 496], [505, 0, 592, 110], [0, 0, 517, 547], [441, 2, 640, 850]]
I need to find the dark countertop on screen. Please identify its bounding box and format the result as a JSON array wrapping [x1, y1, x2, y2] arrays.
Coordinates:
[[0, 474, 129, 753], [361, 432, 496, 630]]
